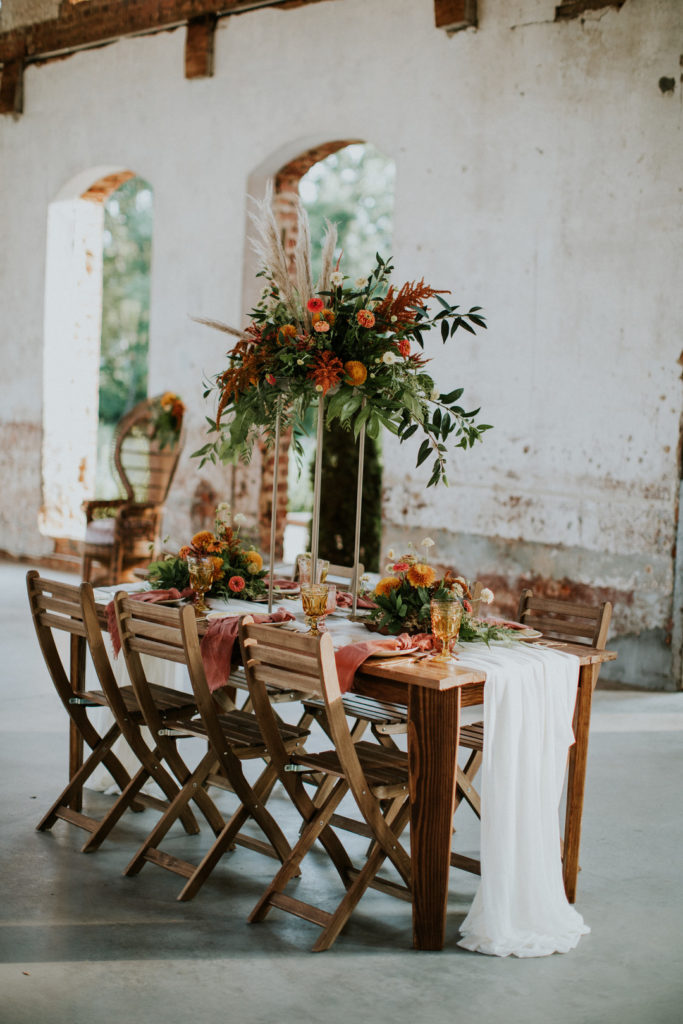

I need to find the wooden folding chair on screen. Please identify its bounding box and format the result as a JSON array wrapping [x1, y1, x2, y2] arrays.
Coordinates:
[[239, 616, 412, 952], [449, 589, 613, 877], [27, 571, 144, 844], [117, 597, 309, 900], [77, 582, 204, 852]]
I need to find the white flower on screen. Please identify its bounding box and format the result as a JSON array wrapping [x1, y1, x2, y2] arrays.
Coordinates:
[[421, 537, 435, 550], [355, 276, 369, 289], [382, 351, 398, 365], [330, 271, 344, 287], [385, 563, 395, 574], [390, 315, 398, 323], [387, 548, 395, 559], [430, 387, 440, 401], [233, 512, 247, 526], [480, 587, 494, 604], [297, 359, 304, 365]]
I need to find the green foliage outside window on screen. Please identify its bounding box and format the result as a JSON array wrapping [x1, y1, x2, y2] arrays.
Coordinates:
[[98, 177, 152, 424]]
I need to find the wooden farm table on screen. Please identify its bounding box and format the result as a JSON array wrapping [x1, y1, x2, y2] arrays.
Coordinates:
[[75, 593, 615, 952], [351, 641, 616, 951]]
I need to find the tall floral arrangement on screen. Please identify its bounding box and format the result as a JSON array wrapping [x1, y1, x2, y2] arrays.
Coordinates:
[[147, 503, 267, 601], [193, 186, 491, 487]]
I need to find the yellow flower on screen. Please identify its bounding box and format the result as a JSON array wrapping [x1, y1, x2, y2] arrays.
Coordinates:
[[277, 324, 297, 344], [375, 576, 402, 598], [344, 360, 368, 386], [246, 550, 263, 573], [312, 308, 336, 326], [407, 563, 436, 588], [160, 391, 177, 410]]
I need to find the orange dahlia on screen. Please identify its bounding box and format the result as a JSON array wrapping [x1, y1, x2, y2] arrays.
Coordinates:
[[407, 563, 436, 588], [246, 550, 263, 573], [191, 531, 223, 554], [277, 324, 297, 344], [356, 309, 376, 328], [178, 545, 192, 560], [312, 308, 336, 326], [374, 576, 402, 598], [344, 360, 368, 386], [160, 391, 176, 410], [210, 556, 224, 581]]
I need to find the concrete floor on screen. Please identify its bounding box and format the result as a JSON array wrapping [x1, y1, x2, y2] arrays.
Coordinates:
[[2, 562, 683, 1024]]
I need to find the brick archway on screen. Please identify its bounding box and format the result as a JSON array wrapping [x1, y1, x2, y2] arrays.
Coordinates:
[[257, 139, 362, 560]]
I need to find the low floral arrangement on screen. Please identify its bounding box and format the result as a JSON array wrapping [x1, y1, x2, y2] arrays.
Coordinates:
[[152, 392, 185, 449], [367, 539, 512, 642], [147, 503, 267, 601], [193, 187, 491, 487]]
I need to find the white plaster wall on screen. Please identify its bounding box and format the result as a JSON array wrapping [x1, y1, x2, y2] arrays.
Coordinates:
[[0, 0, 681, 667]]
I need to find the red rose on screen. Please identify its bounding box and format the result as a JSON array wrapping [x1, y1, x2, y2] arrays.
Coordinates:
[[228, 575, 246, 593], [307, 297, 324, 312]]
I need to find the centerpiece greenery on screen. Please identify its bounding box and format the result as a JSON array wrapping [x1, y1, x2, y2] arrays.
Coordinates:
[[147, 503, 267, 601], [193, 187, 491, 487], [368, 541, 517, 642]]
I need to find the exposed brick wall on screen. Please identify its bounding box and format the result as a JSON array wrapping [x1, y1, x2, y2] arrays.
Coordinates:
[[433, 1, 477, 32], [81, 169, 135, 203]]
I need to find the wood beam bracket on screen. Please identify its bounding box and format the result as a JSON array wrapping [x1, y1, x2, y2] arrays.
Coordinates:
[[434, 0, 477, 33], [185, 14, 217, 80], [0, 57, 24, 117]]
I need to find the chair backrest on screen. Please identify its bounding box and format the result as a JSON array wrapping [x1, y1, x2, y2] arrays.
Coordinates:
[[517, 589, 612, 648], [238, 617, 369, 798], [112, 396, 184, 504], [26, 571, 88, 709], [80, 582, 136, 723], [114, 593, 187, 733]]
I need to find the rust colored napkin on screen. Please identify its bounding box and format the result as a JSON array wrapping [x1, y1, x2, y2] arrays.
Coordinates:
[[200, 608, 296, 692], [334, 633, 421, 694], [269, 578, 300, 591], [106, 588, 193, 657], [335, 592, 377, 610]]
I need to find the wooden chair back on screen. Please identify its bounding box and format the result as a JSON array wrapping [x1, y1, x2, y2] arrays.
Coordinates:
[[26, 571, 88, 711], [112, 396, 184, 504], [517, 589, 612, 648], [113, 594, 187, 737], [238, 618, 381, 810]]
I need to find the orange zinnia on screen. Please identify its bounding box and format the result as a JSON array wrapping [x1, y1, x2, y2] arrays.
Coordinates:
[[210, 556, 224, 580], [407, 563, 436, 588], [374, 576, 402, 598]]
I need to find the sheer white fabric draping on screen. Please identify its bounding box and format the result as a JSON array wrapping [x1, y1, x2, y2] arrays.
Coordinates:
[[456, 643, 589, 958]]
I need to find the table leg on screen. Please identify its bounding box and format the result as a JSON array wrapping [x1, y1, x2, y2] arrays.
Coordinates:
[[563, 662, 597, 903], [68, 633, 86, 813], [408, 684, 460, 950]]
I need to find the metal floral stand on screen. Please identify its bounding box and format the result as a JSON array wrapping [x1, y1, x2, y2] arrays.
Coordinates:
[[267, 393, 366, 617]]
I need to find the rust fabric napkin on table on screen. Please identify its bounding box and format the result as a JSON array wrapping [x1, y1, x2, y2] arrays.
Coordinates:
[[335, 592, 377, 610], [334, 633, 430, 694], [106, 588, 194, 657], [201, 609, 295, 692]]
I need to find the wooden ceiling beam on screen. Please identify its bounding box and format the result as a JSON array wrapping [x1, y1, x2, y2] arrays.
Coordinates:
[[0, 0, 332, 64], [434, 0, 477, 33]]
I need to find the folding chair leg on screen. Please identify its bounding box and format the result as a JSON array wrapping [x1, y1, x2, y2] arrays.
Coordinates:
[[177, 762, 292, 902], [454, 750, 482, 818], [36, 722, 126, 833], [124, 749, 219, 877], [249, 779, 352, 924], [312, 799, 411, 953]]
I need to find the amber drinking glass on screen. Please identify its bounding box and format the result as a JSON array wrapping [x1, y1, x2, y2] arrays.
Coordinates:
[[187, 555, 214, 615], [297, 555, 329, 585], [430, 598, 463, 663], [301, 583, 331, 635]]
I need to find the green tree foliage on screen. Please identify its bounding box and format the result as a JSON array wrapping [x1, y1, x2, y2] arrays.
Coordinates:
[[98, 177, 153, 424], [299, 144, 395, 573]]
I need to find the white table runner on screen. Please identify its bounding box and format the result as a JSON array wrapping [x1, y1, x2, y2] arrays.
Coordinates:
[[455, 643, 589, 957]]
